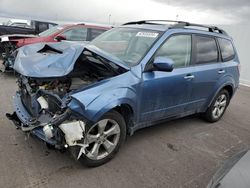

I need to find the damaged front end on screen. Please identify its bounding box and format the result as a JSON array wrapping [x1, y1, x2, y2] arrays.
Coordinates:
[[6, 76, 90, 157], [6, 42, 128, 160]]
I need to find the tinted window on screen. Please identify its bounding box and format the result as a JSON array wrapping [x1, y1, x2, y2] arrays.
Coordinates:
[[218, 38, 235, 61], [62, 28, 87, 41], [89, 29, 107, 40], [155, 35, 191, 68], [194, 36, 218, 64], [38, 23, 48, 32]]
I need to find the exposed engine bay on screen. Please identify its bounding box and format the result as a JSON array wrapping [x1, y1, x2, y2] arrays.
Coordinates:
[[7, 48, 127, 158], [19, 48, 124, 114]]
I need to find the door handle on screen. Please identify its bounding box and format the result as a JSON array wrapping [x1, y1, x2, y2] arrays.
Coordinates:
[[218, 70, 225, 74], [184, 74, 195, 80]]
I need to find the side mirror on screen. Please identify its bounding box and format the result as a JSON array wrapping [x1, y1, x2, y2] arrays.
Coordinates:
[[153, 56, 174, 72], [55, 35, 66, 41]]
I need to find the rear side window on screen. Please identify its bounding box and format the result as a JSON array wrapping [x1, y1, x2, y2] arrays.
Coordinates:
[[218, 38, 235, 61], [38, 23, 49, 32], [194, 35, 218, 64], [89, 29, 107, 40], [155, 35, 191, 68], [62, 28, 87, 41]]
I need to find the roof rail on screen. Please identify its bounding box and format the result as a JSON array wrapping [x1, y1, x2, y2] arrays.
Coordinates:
[[122, 20, 187, 25], [170, 22, 228, 35], [122, 20, 228, 35]]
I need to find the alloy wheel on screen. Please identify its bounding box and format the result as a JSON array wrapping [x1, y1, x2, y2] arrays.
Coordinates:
[[85, 119, 121, 160], [212, 94, 227, 119]]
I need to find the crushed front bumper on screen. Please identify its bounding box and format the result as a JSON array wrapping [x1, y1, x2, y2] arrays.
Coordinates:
[[6, 92, 57, 145]]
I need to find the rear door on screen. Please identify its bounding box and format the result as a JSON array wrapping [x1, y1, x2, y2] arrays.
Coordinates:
[[185, 34, 223, 111], [217, 37, 239, 85]]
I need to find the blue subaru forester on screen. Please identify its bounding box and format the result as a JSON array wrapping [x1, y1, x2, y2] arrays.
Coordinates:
[[7, 20, 240, 166]]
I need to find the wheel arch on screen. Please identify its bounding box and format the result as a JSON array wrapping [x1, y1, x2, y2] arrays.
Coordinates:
[[207, 82, 235, 108], [91, 98, 136, 126], [223, 85, 234, 99], [114, 104, 135, 134]]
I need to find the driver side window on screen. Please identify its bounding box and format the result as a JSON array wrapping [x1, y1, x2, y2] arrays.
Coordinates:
[[155, 35, 191, 68]]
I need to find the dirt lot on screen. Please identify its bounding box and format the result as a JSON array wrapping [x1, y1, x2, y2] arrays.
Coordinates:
[[0, 72, 250, 188]]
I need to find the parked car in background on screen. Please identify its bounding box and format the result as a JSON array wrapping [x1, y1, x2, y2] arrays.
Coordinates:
[[0, 23, 110, 71], [0, 19, 57, 36], [7, 20, 240, 167], [0, 19, 57, 68], [3, 19, 31, 28], [207, 149, 250, 188]]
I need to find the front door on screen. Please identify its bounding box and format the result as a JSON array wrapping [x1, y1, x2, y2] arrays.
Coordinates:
[[139, 34, 193, 122]]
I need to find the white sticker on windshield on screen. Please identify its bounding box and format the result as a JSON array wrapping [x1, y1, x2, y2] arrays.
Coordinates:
[[136, 32, 159, 38]]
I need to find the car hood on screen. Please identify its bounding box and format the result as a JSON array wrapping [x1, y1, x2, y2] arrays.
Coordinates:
[[14, 42, 128, 78], [14, 42, 84, 77], [207, 150, 250, 188]]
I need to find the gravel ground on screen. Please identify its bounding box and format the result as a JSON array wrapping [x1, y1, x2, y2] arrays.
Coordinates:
[[0, 72, 250, 188]]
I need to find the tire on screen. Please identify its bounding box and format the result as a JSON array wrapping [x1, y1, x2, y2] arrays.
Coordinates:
[[203, 89, 230, 123], [77, 110, 126, 167]]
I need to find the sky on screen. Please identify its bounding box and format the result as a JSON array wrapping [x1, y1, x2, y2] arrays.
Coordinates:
[[0, 0, 249, 25]]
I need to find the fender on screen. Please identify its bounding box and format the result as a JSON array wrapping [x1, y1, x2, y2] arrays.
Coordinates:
[[72, 87, 137, 123], [92, 98, 136, 122], [206, 75, 236, 108]]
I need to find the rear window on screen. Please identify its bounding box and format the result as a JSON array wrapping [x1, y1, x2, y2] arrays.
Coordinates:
[[218, 38, 235, 62], [194, 35, 218, 64]]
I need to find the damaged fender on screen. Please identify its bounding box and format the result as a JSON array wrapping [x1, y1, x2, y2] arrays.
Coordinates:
[[69, 72, 138, 122]]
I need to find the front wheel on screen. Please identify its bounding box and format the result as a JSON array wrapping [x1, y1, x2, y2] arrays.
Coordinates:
[[203, 89, 230, 123], [78, 110, 126, 167]]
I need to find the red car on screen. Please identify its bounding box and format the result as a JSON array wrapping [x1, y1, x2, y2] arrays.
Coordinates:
[[0, 23, 110, 71], [13, 23, 111, 47]]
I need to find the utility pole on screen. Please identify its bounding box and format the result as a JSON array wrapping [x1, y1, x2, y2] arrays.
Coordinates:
[[109, 14, 111, 25], [176, 14, 179, 21]]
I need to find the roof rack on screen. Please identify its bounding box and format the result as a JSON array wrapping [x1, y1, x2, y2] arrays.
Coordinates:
[[122, 20, 186, 25], [170, 22, 228, 35], [122, 20, 228, 35]]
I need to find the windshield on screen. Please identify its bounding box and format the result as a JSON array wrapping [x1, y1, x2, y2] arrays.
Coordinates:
[[90, 28, 161, 67], [39, 25, 64, 37]]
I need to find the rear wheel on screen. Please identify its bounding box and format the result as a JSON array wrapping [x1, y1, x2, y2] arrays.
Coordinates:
[[78, 110, 126, 167], [203, 89, 230, 122]]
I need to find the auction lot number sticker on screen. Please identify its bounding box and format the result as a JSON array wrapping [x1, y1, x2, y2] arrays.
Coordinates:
[[136, 32, 159, 38]]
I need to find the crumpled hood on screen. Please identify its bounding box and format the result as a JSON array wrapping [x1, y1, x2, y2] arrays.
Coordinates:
[[14, 42, 86, 77]]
